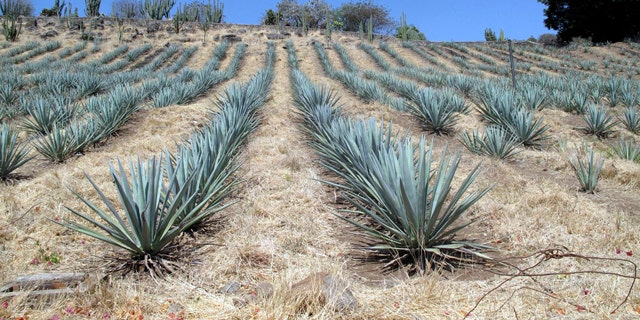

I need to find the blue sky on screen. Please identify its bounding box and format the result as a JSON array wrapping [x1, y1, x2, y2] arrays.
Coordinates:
[[30, 0, 554, 41]]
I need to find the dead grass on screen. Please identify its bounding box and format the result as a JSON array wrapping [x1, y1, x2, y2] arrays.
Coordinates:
[[1, 18, 640, 319]]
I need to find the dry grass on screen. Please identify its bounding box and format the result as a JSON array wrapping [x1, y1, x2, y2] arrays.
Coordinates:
[[1, 18, 640, 319]]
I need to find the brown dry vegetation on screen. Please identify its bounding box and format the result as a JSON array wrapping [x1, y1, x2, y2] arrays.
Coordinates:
[[1, 17, 640, 319]]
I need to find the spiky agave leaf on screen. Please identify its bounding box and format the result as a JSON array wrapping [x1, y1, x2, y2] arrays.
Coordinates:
[[0, 124, 33, 179]]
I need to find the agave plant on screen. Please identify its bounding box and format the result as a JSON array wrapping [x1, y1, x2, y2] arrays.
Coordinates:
[[569, 147, 604, 193], [500, 109, 549, 148], [609, 139, 640, 162], [335, 133, 492, 272], [459, 126, 521, 160], [58, 156, 221, 275], [619, 106, 640, 134], [21, 99, 76, 135], [408, 88, 459, 135], [0, 124, 33, 180], [32, 125, 82, 163], [579, 104, 618, 139]]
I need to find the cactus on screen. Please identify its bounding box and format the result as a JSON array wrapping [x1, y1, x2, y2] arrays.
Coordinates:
[[399, 12, 407, 42], [142, 0, 175, 20], [85, 0, 100, 17], [367, 15, 373, 43]]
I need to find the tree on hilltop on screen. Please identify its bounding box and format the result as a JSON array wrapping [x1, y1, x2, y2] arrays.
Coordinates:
[[539, 0, 640, 43]]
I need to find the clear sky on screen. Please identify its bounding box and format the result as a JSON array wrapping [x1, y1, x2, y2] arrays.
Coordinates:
[[30, 0, 554, 41]]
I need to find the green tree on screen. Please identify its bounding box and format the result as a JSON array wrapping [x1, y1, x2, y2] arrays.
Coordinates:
[[539, 0, 640, 43], [499, 29, 505, 41], [275, 0, 329, 29], [40, 0, 65, 17], [334, 0, 394, 34], [263, 8, 282, 25], [484, 28, 496, 41]]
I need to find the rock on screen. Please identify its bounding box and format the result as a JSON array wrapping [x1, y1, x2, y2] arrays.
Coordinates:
[[266, 33, 285, 40], [68, 20, 83, 30], [291, 272, 359, 313], [40, 30, 58, 39], [230, 281, 274, 307], [255, 282, 274, 299], [147, 22, 160, 34], [222, 34, 241, 42], [220, 281, 240, 295]]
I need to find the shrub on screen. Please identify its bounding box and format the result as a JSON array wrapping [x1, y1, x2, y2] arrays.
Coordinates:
[[538, 33, 557, 46], [484, 28, 496, 42]]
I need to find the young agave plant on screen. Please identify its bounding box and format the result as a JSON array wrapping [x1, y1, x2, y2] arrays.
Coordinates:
[[569, 147, 604, 194], [21, 99, 76, 135], [58, 156, 221, 275], [0, 124, 33, 180], [408, 88, 459, 135], [609, 139, 640, 162], [32, 125, 82, 163], [500, 109, 549, 148], [619, 106, 640, 134], [459, 126, 521, 160], [579, 104, 618, 139]]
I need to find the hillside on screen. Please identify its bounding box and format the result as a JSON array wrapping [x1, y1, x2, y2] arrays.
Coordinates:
[[0, 17, 639, 319]]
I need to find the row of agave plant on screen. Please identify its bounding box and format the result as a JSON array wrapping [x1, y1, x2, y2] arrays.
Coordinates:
[[0, 40, 241, 177], [325, 40, 640, 165], [287, 40, 492, 272], [1, 42, 168, 120], [54, 42, 276, 276]]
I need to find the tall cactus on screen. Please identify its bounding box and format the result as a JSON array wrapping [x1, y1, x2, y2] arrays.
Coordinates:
[[142, 0, 175, 20], [1, 0, 21, 41], [210, 0, 222, 23], [85, 0, 100, 16]]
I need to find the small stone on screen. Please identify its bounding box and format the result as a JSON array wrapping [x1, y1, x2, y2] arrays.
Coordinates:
[[292, 272, 359, 313], [255, 282, 273, 299], [220, 281, 241, 295], [266, 33, 285, 40], [40, 30, 58, 39], [232, 296, 248, 307], [147, 22, 160, 34]]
